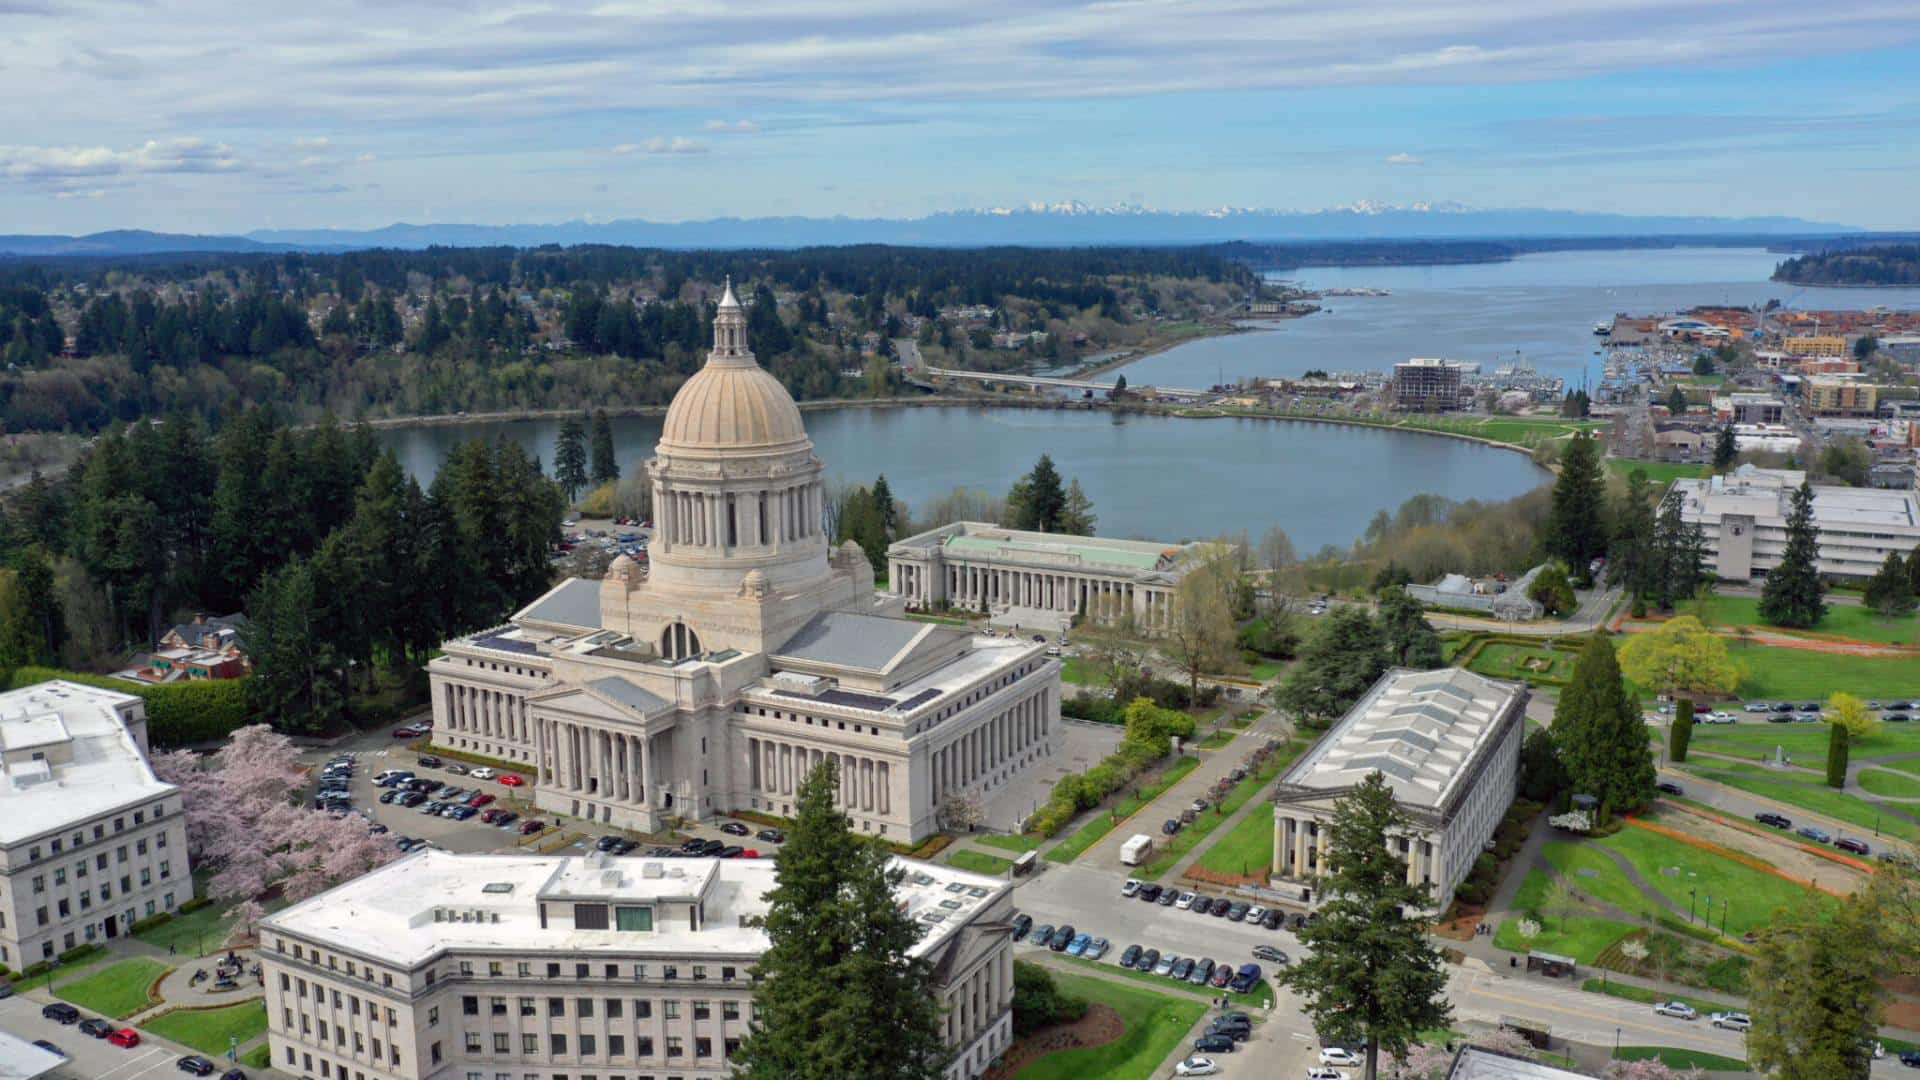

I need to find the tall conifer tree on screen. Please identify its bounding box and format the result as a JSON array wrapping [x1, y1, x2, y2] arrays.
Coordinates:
[[1759, 480, 1826, 628], [1552, 634, 1656, 814]]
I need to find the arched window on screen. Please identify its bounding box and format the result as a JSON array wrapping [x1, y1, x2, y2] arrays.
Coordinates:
[[660, 623, 703, 660]]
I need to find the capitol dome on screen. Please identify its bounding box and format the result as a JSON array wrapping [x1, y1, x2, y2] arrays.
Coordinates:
[[657, 280, 809, 455]]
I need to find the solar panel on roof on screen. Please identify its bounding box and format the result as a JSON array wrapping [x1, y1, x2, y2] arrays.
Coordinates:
[[892, 688, 943, 712], [474, 634, 538, 655]]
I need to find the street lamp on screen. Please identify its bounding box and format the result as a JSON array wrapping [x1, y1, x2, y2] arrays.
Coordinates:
[[1615, 1027, 1622, 1056], [1688, 887, 1697, 924]]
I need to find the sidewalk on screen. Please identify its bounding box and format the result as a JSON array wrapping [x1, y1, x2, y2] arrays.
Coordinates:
[[1075, 712, 1288, 871]]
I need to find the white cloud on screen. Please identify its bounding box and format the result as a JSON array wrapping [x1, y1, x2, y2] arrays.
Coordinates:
[[704, 119, 760, 134], [53, 188, 108, 200], [356, 152, 377, 163], [0, 138, 241, 183], [644, 136, 707, 155], [293, 136, 331, 149], [1385, 152, 1423, 165]]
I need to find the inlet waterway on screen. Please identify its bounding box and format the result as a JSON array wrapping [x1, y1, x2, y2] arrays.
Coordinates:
[[378, 405, 1549, 553]]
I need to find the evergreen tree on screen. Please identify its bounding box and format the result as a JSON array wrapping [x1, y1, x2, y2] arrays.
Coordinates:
[[1666, 385, 1688, 416], [1277, 607, 1388, 728], [241, 556, 347, 734], [1911, 544, 1920, 598], [1058, 478, 1097, 535], [1758, 480, 1826, 629], [1827, 723, 1849, 789], [1651, 496, 1708, 608], [1377, 590, 1443, 668], [1279, 771, 1452, 1080], [870, 475, 897, 539], [1748, 895, 1887, 1080], [736, 761, 948, 1079], [1517, 727, 1565, 802], [1712, 424, 1739, 470], [553, 417, 589, 502], [1862, 552, 1916, 619], [1, 547, 65, 665], [1669, 698, 1693, 763], [589, 409, 620, 486], [1544, 433, 1607, 583], [1551, 634, 1656, 814], [1008, 454, 1067, 532], [1610, 469, 1659, 610]]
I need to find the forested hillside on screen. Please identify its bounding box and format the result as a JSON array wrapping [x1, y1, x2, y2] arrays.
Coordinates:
[[1773, 245, 1920, 286]]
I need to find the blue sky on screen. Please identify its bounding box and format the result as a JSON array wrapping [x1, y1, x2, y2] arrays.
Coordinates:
[[5, 1, 1919, 233]]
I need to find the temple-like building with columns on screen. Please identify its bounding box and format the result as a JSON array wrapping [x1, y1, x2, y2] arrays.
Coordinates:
[[426, 284, 1062, 842], [886, 523, 1205, 635], [1269, 667, 1526, 909]]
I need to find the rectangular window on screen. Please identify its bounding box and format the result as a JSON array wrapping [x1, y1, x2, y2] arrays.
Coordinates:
[[579, 1034, 596, 1056], [573, 903, 609, 930], [523, 1034, 538, 1054], [692, 1001, 709, 1020], [519, 997, 536, 1017], [663, 1002, 679, 1020], [549, 1034, 568, 1056], [605, 999, 623, 1019], [608, 1035, 625, 1056], [576, 998, 594, 1018], [548, 997, 566, 1017], [614, 906, 653, 932]]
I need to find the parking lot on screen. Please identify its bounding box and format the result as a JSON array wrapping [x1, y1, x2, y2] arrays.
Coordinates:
[[299, 737, 548, 855], [0, 994, 268, 1079]]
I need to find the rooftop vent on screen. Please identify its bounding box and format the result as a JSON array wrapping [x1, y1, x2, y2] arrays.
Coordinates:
[[641, 862, 665, 879], [481, 882, 515, 895]]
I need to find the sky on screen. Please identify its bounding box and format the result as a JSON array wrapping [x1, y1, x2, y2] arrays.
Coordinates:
[[5, 0, 1920, 234]]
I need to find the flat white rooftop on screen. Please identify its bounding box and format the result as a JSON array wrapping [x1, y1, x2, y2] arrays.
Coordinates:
[[1280, 668, 1523, 811], [0, 681, 173, 847], [264, 850, 1008, 967], [1672, 466, 1920, 532]]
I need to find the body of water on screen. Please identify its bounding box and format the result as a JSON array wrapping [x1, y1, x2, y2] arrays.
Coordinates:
[[378, 405, 1549, 553], [1102, 247, 1920, 390]]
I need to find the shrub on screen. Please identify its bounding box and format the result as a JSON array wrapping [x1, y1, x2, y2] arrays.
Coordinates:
[[129, 912, 174, 935], [1012, 961, 1089, 1035], [57, 943, 103, 965], [20, 961, 52, 979], [6, 667, 251, 747], [177, 896, 214, 915]]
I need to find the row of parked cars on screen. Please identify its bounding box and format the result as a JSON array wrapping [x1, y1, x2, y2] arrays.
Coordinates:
[[36, 1002, 246, 1077], [1750, 812, 1872, 855], [1119, 877, 1305, 931], [1744, 700, 1918, 723]]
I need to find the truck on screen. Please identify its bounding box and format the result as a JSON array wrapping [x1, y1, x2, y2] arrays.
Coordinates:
[[1119, 834, 1153, 866]]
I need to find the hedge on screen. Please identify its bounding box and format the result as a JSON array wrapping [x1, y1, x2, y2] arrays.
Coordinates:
[[177, 896, 215, 915], [6, 667, 251, 748], [130, 912, 175, 935], [1026, 699, 1196, 838], [58, 943, 104, 966]]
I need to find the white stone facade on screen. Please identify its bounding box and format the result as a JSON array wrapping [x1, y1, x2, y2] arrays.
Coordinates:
[[258, 851, 1015, 1080], [428, 290, 1061, 842], [1669, 466, 1920, 582], [1270, 668, 1526, 908], [0, 681, 189, 967]]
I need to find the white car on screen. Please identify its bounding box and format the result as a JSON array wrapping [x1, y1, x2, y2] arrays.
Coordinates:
[[1122, 878, 1142, 898], [1175, 1058, 1221, 1077], [1245, 905, 1268, 924], [1308, 1070, 1345, 1080], [1706, 711, 1737, 724], [469, 767, 496, 780], [1710, 1012, 1751, 1031], [1653, 1001, 1697, 1020], [1174, 891, 1198, 910], [1319, 1047, 1361, 1067]]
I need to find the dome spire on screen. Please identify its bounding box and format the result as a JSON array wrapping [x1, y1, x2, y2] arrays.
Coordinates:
[[711, 276, 751, 362]]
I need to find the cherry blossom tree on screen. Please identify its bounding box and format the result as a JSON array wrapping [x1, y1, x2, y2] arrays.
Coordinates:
[[1383, 1027, 1537, 1078], [1603, 1060, 1704, 1080]]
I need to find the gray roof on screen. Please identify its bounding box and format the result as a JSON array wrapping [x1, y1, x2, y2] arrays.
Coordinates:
[[516, 578, 603, 631], [1446, 1047, 1586, 1080], [587, 676, 668, 715], [774, 611, 933, 672]]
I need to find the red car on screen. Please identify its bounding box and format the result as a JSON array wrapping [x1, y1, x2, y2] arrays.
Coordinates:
[[497, 774, 525, 787], [108, 1028, 141, 1048], [392, 724, 428, 739], [466, 793, 495, 808], [519, 819, 545, 835], [481, 808, 507, 824]]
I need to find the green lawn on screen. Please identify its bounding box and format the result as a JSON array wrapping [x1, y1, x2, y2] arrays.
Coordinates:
[[54, 957, 170, 1019], [1679, 765, 1920, 842], [239, 1044, 273, 1069], [1597, 825, 1835, 935], [1858, 768, 1920, 798], [1688, 722, 1920, 767], [1701, 595, 1920, 645], [946, 849, 1014, 876], [1045, 757, 1202, 863], [1245, 659, 1286, 682], [1727, 641, 1920, 700], [1137, 747, 1299, 880], [1606, 459, 1711, 485], [1060, 658, 1109, 686], [1879, 757, 1920, 778], [134, 902, 238, 957], [1537, 840, 1658, 916], [1467, 642, 1579, 684], [1493, 914, 1637, 963], [1615, 1046, 1748, 1070], [977, 833, 1042, 854], [1012, 971, 1209, 1080], [144, 1001, 269, 1055], [1193, 802, 1276, 877]]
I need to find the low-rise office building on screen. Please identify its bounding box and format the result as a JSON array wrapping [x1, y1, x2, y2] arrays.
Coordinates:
[[259, 850, 1014, 1080], [1668, 466, 1920, 581], [1270, 668, 1527, 908], [887, 523, 1206, 635], [1803, 377, 1880, 417], [0, 681, 188, 967]]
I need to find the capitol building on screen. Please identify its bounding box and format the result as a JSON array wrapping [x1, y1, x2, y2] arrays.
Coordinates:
[[425, 285, 1063, 841]]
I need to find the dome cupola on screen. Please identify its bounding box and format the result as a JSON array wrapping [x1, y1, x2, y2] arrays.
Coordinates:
[[657, 278, 808, 456]]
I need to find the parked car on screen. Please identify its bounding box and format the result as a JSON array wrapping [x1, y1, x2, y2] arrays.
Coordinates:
[[444, 763, 470, 775], [1653, 1001, 1698, 1020], [178, 1058, 219, 1076], [1656, 781, 1684, 796], [1710, 1012, 1751, 1031], [79, 1018, 114, 1038], [1121, 878, 1141, 898], [391, 724, 428, 739], [1188, 894, 1213, 914], [1796, 826, 1832, 844], [1836, 837, 1871, 856], [1320, 1046, 1362, 1067], [1175, 891, 1198, 910], [1888, 713, 1915, 723], [1260, 908, 1285, 930], [518, 819, 545, 835], [1227, 902, 1250, 922], [717, 845, 744, 858], [1118, 943, 1142, 967], [1157, 888, 1177, 907], [466, 793, 495, 808], [1010, 914, 1032, 942], [41, 1003, 79, 1024], [1171, 957, 1195, 980], [445, 805, 479, 821], [1029, 924, 1054, 949], [1898, 1049, 1920, 1067], [1206, 1017, 1251, 1042], [1138, 884, 1163, 903], [1190, 958, 1216, 985], [755, 829, 785, 844], [1136, 948, 1160, 972], [1755, 812, 1792, 830], [1745, 702, 1772, 713], [1175, 1057, 1221, 1076], [1051, 925, 1077, 951], [1706, 711, 1737, 724], [1192, 1034, 1236, 1054], [1066, 933, 1092, 957], [1308, 1070, 1345, 1080], [1253, 945, 1289, 963], [1209, 962, 1232, 988], [720, 822, 750, 836], [108, 1028, 142, 1048], [497, 773, 525, 786], [415, 754, 442, 768], [1229, 963, 1263, 993], [1084, 937, 1109, 960], [1209, 898, 1233, 917], [466, 767, 494, 780], [1154, 953, 1179, 976], [1162, 819, 1182, 835]]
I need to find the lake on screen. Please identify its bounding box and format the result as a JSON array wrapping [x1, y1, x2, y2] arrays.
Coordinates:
[[1101, 247, 1920, 390], [378, 405, 1550, 553]]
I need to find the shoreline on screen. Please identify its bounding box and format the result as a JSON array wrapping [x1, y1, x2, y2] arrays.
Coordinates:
[[1061, 317, 1292, 382]]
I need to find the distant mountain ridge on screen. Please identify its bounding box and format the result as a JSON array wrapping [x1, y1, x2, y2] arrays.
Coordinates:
[[0, 203, 1864, 256]]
